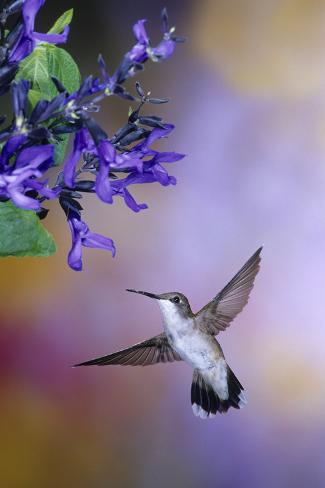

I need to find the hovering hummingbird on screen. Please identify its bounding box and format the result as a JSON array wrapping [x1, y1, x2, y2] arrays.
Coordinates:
[[75, 247, 262, 418]]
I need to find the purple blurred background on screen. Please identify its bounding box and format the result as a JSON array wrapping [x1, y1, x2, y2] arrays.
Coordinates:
[[1, 1, 325, 486]]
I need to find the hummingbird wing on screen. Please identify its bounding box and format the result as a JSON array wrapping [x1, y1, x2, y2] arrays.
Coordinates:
[[74, 333, 182, 367], [196, 247, 262, 335]]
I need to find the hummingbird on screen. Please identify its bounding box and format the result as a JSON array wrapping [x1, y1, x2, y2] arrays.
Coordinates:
[[75, 247, 262, 418]]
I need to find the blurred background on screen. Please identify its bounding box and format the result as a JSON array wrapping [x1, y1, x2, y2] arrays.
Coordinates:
[[1, 0, 325, 486]]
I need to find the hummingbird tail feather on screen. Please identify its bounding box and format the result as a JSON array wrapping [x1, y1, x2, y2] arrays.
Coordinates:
[[227, 366, 247, 409], [191, 369, 218, 418], [191, 366, 247, 418]]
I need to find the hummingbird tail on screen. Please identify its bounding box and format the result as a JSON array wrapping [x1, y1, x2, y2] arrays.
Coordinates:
[[191, 366, 247, 419]]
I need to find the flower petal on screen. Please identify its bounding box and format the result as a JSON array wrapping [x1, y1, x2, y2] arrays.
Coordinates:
[[23, 0, 45, 34], [8, 36, 33, 63], [151, 39, 175, 60], [1, 135, 27, 166], [146, 124, 174, 147], [9, 188, 40, 210], [64, 130, 86, 188], [68, 218, 83, 271], [33, 25, 70, 45], [123, 188, 148, 212], [133, 19, 149, 44], [26, 179, 61, 199], [152, 151, 186, 163], [95, 140, 115, 203], [152, 163, 171, 186], [16, 144, 54, 169], [82, 232, 116, 256]]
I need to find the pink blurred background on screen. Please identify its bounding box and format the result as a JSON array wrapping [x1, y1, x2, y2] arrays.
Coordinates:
[[1, 0, 325, 486]]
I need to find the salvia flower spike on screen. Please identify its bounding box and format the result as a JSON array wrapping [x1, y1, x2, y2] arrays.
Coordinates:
[[0, 2, 185, 270]]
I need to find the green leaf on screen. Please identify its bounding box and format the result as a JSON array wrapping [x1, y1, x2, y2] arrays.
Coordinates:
[[28, 88, 43, 107], [48, 8, 74, 35], [16, 44, 80, 164], [46, 45, 80, 94], [0, 202, 56, 257], [54, 133, 69, 164], [17, 44, 80, 102], [17, 46, 53, 100]]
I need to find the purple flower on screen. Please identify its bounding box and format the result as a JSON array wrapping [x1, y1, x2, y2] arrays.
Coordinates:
[[112, 151, 143, 172], [62, 119, 184, 219], [114, 170, 176, 193], [135, 124, 175, 154], [66, 209, 115, 271], [8, 0, 69, 64], [129, 20, 150, 63], [128, 9, 184, 65], [0, 141, 56, 210], [4, 81, 67, 144], [127, 124, 185, 186], [111, 182, 147, 212], [12, 79, 29, 121], [97, 55, 117, 92], [64, 129, 93, 188], [0, 134, 27, 169], [64, 129, 116, 204], [151, 39, 175, 60], [95, 139, 115, 203]]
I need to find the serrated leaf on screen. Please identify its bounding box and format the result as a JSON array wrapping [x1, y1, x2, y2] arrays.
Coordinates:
[[0, 202, 56, 257], [48, 8, 73, 35], [16, 44, 81, 165]]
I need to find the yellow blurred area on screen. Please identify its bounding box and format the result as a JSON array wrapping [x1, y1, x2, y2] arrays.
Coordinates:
[[0, 385, 131, 488], [251, 332, 325, 418], [0, 215, 66, 319], [194, 0, 325, 98]]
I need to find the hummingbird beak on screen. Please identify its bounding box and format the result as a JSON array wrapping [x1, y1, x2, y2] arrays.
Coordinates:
[[126, 289, 163, 300]]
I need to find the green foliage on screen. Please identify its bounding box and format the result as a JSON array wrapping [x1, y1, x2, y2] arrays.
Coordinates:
[[0, 202, 56, 257], [48, 9, 74, 35], [16, 43, 80, 104], [16, 42, 80, 164]]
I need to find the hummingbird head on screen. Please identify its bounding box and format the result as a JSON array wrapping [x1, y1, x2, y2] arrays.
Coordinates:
[[126, 289, 193, 319]]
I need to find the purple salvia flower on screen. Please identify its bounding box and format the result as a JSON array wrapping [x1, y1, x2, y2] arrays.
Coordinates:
[[145, 123, 175, 147], [150, 151, 185, 163], [97, 54, 118, 93], [26, 178, 60, 199], [112, 151, 144, 172], [115, 170, 176, 190], [128, 10, 183, 65], [150, 162, 173, 186], [111, 181, 147, 213], [0, 142, 55, 210], [129, 20, 150, 63], [64, 129, 93, 188], [15, 144, 52, 169], [0, 134, 27, 169], [67, 209, 115, 271], [95, 139, 115, 203], [122, 188, 147, 212], [12, 80, 29, 121], [134, 124, 175, 157], [8, 0, 69, 64]]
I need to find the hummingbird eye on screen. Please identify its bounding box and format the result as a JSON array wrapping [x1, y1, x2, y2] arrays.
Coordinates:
[[171, 296, 180, 304]]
